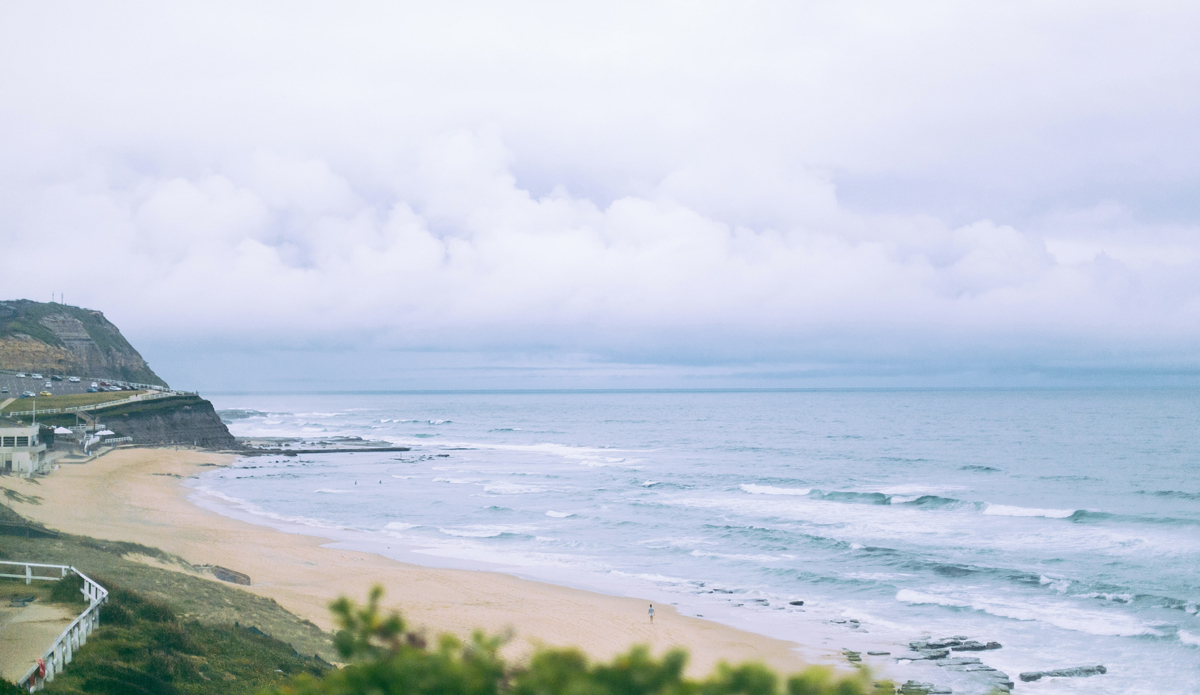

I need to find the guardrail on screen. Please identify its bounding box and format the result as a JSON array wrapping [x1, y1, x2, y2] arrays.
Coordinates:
[[0, 561, 108, 692], [3, 390, 199, 417], [101, 436, 132, 445]]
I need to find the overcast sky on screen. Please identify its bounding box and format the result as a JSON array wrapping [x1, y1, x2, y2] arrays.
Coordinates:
[[2, 2, 1198, 390]]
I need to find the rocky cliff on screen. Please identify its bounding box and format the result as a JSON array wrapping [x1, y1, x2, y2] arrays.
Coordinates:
[[0, 299, 167, 386], [99, 396, 239, 449]]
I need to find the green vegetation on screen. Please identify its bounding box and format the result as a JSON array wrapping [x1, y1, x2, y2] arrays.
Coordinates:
[[0, 301, 130, 358], [1, 391, 148, 413], [39, 583, 330, 695], [0, 575, 58, 604], [0, 504, 334, 661], [265, 587, 885, 695]]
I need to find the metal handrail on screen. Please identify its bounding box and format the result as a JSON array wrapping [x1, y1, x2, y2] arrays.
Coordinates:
[[0, 561, 109, 692]]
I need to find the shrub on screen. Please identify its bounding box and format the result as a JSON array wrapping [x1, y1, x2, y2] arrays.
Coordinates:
[[265, 587, 878, 695], [49, 573, 88, 606]]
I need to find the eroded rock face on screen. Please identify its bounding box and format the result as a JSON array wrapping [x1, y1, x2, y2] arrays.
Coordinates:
[[1019, 665, 1107, 682], [106, 396, 238, 449], [0, 300, 167, 385]]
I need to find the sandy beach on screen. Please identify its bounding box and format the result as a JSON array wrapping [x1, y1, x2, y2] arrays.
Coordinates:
[[0, 447, 847, 678]]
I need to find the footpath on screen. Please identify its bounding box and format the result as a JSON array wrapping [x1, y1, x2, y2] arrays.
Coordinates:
[[0, 601, 74, 681]]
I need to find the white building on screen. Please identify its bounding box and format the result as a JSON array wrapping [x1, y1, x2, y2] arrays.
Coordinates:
[[0, 424, 48, 476]]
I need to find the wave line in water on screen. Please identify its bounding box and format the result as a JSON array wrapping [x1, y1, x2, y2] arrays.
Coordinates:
[[740, 484, 812, 496]]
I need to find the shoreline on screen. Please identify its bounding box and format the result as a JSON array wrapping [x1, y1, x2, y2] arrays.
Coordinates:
[[0, 447, 867, 678]]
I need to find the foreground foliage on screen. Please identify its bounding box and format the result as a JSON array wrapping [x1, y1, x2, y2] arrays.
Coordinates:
[[267, 586, 881, 695]]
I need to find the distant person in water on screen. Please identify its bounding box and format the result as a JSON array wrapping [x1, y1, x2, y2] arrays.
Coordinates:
[[648, 604, 654, 623]]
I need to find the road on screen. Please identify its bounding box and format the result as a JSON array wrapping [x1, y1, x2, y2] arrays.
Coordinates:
[[0, 373, 110, 398]]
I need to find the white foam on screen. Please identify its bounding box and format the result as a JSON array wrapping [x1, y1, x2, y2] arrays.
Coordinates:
[[691, 549, 785, 563], [545, 510, 573, 518], [384, 522, 418, 530], [896, 589, 1163, 637], [1180, 630, 1200, 647], [315, 488, 352, 494], [896, 589, 966, 608], [483, 482, 546, 494], [982, 503, 1075, 518], [437, 524, 536, 538], [740, 484, 812, 496]]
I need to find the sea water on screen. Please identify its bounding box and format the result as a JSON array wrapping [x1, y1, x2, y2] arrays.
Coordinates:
[[194, 389, 1200, 694]]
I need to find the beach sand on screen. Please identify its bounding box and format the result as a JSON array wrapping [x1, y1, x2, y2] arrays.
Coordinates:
[[0, 447, 851, 678]]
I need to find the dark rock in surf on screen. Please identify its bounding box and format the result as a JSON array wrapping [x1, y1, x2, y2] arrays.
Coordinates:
[[1019, 665, 1107, 682], [898, 681, 951, 695], [789, 600, 804, 606], [952, 640, 1001, 651]]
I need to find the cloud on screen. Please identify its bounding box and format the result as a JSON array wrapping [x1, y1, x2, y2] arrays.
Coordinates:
[[1, 2, 1198, 386]]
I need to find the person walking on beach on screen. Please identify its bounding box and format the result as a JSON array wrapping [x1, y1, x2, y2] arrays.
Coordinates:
[[648, 604, 654, 623]]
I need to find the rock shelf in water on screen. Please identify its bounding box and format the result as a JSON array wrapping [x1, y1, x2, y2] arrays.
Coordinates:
[[1019, 665, 1107, 682]]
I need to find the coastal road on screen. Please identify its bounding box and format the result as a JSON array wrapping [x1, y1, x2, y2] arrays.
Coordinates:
[[0, 373, 100, 397]]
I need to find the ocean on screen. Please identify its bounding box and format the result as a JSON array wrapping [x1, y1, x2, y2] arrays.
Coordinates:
[[194, 389, 1200, 694]]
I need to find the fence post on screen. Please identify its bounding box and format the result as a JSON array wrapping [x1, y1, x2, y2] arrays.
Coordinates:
[[26, 564, 31, 585]]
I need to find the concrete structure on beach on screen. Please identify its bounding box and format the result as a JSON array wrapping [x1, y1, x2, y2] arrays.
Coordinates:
[[0, 424, 48, 476]]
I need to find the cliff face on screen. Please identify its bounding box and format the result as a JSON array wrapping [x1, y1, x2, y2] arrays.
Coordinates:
[[102, 396, 239, 449], [0, 300, 167, 386]]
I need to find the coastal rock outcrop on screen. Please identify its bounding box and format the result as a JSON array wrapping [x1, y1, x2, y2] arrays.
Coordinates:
[[1019, 665, 1107, 682], [904, 636, 1013, 693], [103, 395, 238, 449]]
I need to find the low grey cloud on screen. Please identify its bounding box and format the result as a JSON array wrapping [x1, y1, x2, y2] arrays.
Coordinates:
[[1, 2, 1197, 388]]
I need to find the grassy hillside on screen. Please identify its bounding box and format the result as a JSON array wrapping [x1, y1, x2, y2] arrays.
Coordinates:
[[1, 391, 149, 414], [0, 503, 334, 663]]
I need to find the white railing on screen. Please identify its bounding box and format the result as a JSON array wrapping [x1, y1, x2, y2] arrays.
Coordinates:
[[0, 561, 108, 692], [101, 436, 132, 445], [4, 390, 198, 417]]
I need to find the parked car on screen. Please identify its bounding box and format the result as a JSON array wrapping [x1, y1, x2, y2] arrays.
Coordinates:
[[90, 382, 98, 388], [19, 391, 35, 398], [31, 373, 42, 379], [44, 381, 52, 388], [15, 373, 26, 378], [1, 387, 8, 394], [51, 375, 63, 381], [87, 387, 98, 393], [68, 376, 81, 382], [105, 386, 122, 392], [39, 391, 52, 397]]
